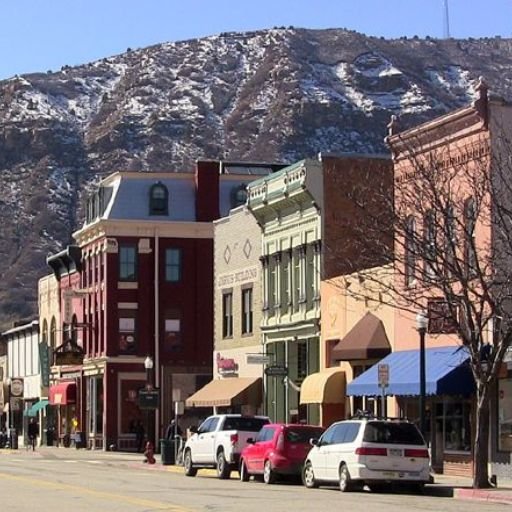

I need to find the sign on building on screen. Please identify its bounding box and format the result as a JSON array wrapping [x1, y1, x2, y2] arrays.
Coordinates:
[[10, 378, 24, 397], [246, 353, 272, 365], [39, 342, 50, 388]]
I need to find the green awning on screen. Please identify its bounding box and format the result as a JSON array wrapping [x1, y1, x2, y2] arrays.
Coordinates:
[[24, 399, 49, 417]]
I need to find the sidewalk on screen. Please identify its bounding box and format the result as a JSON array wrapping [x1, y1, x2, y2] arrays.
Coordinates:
[[2, 446, 512, 504], [427, 473, 512, 506]]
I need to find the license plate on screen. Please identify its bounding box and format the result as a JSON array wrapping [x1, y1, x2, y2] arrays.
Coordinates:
[[382, 471, 396, 477], [389, 449, 403, 456]]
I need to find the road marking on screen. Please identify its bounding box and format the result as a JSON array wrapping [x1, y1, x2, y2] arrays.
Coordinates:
[[0, 471, 196, 511]]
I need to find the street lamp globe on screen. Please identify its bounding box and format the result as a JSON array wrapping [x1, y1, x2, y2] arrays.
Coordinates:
[[416, 310, 428, 331], [144, 356, 154, 370]]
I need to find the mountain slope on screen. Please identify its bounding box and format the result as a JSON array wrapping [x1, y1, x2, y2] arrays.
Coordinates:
[[1, 28, 512, 328]]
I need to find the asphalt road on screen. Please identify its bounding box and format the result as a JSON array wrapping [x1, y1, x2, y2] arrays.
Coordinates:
[[0, 450, 510, 512]]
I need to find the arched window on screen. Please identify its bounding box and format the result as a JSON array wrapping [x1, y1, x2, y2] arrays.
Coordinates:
[[405, 215, 416, 286], [444, 203, 456, 278], [464, 197, 477, 278], [71, 314, 78, 345], [50, 316, 57, 366], [42, 319, 48, 345], [423, 210, 436, 280], [50, 317, 57, 349], [149, 182, 169, 216], [231, 184, 248, 209]]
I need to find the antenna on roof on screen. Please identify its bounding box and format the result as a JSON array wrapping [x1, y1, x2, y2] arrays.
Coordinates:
[[443, 0, 451, 39]]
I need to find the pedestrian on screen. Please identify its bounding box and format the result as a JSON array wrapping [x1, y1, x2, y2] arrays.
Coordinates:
[[165, 418, 182, 440], [135, 420, 145, 453], [27, 418, 38, 451]]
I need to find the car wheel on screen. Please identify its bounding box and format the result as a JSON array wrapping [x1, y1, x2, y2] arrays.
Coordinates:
[[240, 459, 250, 482], [303, 461, 318, 489], [216, 450, 231, 479], [263, 460, 276, 484], [183, 450, 197, 477], [339, 464, 353, 492]]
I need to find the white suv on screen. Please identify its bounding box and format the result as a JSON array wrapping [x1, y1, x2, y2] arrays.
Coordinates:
[[302, 417, 430, 493]]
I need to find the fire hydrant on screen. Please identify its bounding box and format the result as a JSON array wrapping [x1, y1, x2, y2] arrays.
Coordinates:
[[143, 441, 156, 464]]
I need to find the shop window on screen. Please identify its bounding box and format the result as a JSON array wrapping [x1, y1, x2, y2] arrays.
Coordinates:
[[499, 378, 512, 451], [119, 246, 137, 281], [149, 182, 169, 216], [119, 312, 137, 354], [437, 401, 471, 452], [165, 248, 181, 282], [222, 292, 233, 338], [241, 287, 253, 335], [121, 379, 145, 435], [297, 341, 308, 382]]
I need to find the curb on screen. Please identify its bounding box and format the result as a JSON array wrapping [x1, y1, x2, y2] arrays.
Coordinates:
[[454, 488, 512, 505]]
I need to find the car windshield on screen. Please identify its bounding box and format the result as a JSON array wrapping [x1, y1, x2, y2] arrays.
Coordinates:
[[363, 421, 424, 446], [285, 427, 323, 443], [223, 417, 269, 432]]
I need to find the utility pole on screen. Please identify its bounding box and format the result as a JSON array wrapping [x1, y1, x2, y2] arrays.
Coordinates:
[[443, 0, 451, 39]]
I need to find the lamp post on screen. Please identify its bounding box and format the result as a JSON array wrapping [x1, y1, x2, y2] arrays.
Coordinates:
[[144, 356, 154, 444], [416, 311, 428, 441]]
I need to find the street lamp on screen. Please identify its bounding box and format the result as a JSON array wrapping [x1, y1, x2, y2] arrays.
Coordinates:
[[416, 310, 428, 441], [144, 356, 154, 388], [143, 356, 154, 446]]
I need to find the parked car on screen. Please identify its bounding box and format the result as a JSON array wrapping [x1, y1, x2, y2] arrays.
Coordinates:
[[239, 423, 324, 484], [302, 417, 430, 493], [183, 414, 270, 479]]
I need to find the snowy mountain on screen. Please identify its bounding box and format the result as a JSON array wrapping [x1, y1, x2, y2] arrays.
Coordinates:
[[1, 28, 512, 328]]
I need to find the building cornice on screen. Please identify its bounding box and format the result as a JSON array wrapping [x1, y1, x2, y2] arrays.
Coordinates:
[[73, 219, 214, 246]]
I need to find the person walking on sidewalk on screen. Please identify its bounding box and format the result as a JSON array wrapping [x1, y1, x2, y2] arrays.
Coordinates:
[[27, 418, 38, 451]]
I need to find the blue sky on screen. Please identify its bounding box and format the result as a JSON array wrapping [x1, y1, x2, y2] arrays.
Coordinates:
[[0, 0, 509, 80]]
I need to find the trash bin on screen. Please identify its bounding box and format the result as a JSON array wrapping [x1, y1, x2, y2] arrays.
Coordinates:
[[9, 428, 18, 450], [75, 431, 86, 449], [160, 438, 175, 465], [45, 428, 54, 447]]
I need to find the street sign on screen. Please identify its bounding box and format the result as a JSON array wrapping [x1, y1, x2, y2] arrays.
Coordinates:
[[264, 365, 288, 377], [138, 388, 160, 409], [378, 363, 389, 388], [246, 353, 272, 365]]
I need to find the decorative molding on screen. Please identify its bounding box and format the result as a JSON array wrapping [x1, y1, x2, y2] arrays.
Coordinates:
[[118, 282, 138, 290], [118, 303, 138, 310], [138, 238, 152, 254]]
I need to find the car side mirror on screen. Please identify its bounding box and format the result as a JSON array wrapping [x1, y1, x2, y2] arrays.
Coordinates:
[[247, 438, 255, 444], [310, 438, 319, 447]]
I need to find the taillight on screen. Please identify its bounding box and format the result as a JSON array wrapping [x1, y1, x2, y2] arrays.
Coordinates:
[[355, 447, 387, 456], [404, 448, 429, 458], [230, 433, 238, 445], [276, 433, 285, 453]]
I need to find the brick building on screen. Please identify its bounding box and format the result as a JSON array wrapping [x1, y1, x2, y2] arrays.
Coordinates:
[[186, 206, 265, 414], [42, 161, 281, 450]]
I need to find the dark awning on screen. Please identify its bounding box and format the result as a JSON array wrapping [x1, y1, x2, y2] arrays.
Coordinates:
[[49, 382, 77, 405], [331, 312, 391, 361], [347, 346, 475, 397], [185, 377, 262, 408]]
